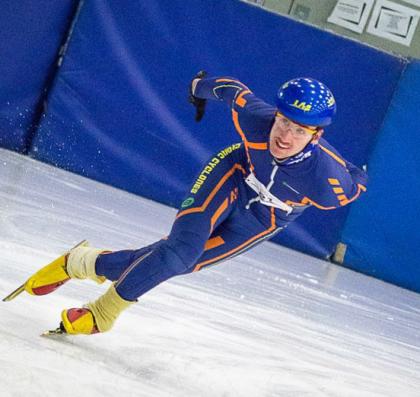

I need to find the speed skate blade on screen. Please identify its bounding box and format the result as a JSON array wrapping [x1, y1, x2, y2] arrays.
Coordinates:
[[2, 284, 25, 302], [41, 325, 67, 337]]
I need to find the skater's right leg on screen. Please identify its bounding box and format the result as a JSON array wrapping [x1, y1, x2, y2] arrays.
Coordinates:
[[22, 240, 106, 296], [94, 242, 160, 282], [23, 241, 112, 297], [60, 145, 247, 335], [66, 245, 107, 283]]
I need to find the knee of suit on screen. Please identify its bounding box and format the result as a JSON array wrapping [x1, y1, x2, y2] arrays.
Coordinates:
[[163, 236, 205, 275], [112, 236, 207, 301]]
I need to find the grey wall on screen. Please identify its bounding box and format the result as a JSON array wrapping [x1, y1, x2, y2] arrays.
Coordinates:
[[245, 0, 420, 58]]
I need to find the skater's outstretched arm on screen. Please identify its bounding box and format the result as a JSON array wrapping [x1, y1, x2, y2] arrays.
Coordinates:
[[190, 73, 276, 140]]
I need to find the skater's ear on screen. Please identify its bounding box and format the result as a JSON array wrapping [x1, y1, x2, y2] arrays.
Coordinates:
[[311, 129, 323, 144]]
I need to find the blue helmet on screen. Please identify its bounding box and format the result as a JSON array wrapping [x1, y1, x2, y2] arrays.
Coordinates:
[[275, 77, 336, 127]]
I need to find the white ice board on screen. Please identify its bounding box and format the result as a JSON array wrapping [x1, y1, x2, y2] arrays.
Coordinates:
[[0, 148, 419, 397]]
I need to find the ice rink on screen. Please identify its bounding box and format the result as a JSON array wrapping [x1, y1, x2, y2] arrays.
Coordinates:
[[0, 148, 419, 397]]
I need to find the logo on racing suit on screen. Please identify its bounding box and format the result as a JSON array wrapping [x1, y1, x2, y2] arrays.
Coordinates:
[[181, 197, 195, 208], [190, 143, 241, 194]]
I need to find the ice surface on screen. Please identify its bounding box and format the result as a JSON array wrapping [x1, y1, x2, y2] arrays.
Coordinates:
[[0, 148, 419, 397]]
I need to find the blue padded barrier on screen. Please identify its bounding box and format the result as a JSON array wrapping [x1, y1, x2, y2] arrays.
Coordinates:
[[341, 60, 420, 293], [0, 0, 77, 152], [31, 0, 405, 259]]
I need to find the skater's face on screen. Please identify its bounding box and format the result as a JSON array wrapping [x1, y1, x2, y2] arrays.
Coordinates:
[[269, 113, 323, 160]]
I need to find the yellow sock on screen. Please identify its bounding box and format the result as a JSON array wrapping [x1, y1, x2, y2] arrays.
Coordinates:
[[67, 246, 106, 284], [87, 284, 134, 332]]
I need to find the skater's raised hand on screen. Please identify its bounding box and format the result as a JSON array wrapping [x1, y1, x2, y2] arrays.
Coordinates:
[[188, 70, 207, 122]]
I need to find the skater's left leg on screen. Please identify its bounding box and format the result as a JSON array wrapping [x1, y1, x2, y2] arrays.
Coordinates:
[[82, 206, 281, 334], [61, 217, 232, 334], [61, 146, 246, 334], [61, 206, 281, 335]]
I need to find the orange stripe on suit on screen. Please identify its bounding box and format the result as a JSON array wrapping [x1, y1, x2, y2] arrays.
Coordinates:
[[193, 207, 277, 272], [320, 145, 346, 167], [177, 163, 246, 219], [210, 198, 229, 232], [232, 110, 255, 172], [204, 236, 225, 251]]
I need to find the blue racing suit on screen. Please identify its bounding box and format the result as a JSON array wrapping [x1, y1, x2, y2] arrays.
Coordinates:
[[96, 76, 368, 301]]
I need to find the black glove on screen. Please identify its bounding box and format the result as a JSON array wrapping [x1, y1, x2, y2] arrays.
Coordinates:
[[189, 70, 207, 122]]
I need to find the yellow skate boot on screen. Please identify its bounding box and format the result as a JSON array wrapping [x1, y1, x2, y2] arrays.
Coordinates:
[[61, 308, 100, 335], [60, 284, 134, 335], [3, 240, 109, 302], [24, 240, 90, 297], [3, 240, 89, 301]]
